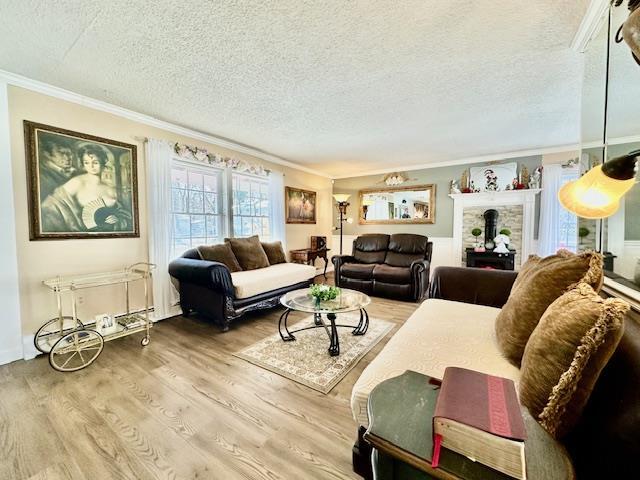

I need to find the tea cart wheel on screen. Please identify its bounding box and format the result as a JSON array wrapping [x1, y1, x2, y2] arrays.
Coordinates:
[[141, 336, 150, 347], [34, 316, 84, 353], [49, 329, 104, 372]]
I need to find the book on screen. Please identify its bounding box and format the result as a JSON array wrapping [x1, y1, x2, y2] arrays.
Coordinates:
[[432, 367, 527, 480]]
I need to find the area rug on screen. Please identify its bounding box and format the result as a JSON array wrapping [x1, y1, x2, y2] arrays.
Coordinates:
[[234, 313, 394, 394]]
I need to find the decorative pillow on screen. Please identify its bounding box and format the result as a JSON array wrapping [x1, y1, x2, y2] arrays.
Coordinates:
[[519, 283, 628, 438], [225, 235, 270, 271], [197, 243, 242, 272], [495, 250, 603, 366], [261, 241, 287, 265]]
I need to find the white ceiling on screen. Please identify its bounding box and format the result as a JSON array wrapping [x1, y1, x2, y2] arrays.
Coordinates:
[[0, 1, 590, 177]]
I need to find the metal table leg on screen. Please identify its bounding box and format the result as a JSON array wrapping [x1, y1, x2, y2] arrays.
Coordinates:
[[327, 313, 340, 356], [278, 308, 295, 341], [353, 308, 370, 335]]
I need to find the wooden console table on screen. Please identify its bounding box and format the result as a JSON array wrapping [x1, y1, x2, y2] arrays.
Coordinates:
[[290, 248, 330, 278], [365, 370, 574, 480]]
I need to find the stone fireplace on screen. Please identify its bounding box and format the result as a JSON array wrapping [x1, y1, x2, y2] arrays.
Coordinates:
[[450, 189, 541, 269]]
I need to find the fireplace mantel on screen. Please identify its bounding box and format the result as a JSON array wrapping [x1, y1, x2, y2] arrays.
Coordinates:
[[449, 189, 542, 268]]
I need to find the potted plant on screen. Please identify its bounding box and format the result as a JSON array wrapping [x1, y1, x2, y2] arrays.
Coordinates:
[[309, 284, 340, 308], [471, 228, 484, 252], [579, 227, 590, 246]]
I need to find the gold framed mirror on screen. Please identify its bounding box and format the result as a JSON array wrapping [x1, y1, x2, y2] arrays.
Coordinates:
[[359, 184, 436, 224]]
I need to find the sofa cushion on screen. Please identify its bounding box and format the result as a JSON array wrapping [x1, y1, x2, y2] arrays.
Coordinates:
[[495, 250, 603, 366], [230, 263, 316, 299], [261, 241, 287, 265], [225, 235, 270, 271], [341, 262, 376, 280], [519, 283, 628, 438], [197, 243, 242, 272], [384, 234, 428, 267], [353, 234, 389, 264], [351, 299, 520, 427], [372, 264, 411, 284]]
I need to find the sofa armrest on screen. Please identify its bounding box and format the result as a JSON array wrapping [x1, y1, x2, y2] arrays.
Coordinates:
[[332, 255, 355, 288], [428, 266, 517, 308], [410, 259, 431, 301], [168, 258, 235, 297]]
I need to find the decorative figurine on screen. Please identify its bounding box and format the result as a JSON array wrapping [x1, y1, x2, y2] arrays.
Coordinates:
[[530, 166, 542, 189], [461, 169, 469, 190], [493, 233, 511, 253], [450, 180, 461, 194]]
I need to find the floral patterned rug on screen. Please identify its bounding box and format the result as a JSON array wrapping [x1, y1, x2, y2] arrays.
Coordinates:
[[234, 313, 394, 394]]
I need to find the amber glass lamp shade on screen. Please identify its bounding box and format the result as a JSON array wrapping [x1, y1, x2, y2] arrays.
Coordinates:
[[558, 151, 639, 219]]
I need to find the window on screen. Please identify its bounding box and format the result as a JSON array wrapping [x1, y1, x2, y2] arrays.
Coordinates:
[[557, 169, 579, 252], [232, 172, 270, 239], [170, 163, 272, 257], [171, 163, 225, 258]]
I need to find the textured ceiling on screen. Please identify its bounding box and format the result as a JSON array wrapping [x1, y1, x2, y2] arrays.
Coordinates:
[[0, 1, 590, 176]]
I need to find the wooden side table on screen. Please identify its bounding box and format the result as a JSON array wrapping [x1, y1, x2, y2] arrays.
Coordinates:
[[364, 370, 574, 480], [289, 248, 331, 278]]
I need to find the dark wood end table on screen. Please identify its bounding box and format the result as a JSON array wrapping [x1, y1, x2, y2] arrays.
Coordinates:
[[364, 370, 574, 480], [290, 248, 331, 278]]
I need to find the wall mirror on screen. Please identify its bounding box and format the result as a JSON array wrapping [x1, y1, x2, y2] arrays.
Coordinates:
[[580, 2, 640, 302], [359, 184, 436, 224]]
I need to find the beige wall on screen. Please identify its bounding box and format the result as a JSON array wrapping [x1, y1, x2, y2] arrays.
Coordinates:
[[8, 86, 332, 339]]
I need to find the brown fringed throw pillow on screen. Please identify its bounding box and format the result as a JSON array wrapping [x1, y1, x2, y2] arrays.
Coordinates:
[[519, 283, 628, 438], [197, 243, 242, 272], [495, 250, 603, 366], [225, 235, 270, 271], [261, 241, 287, 265]]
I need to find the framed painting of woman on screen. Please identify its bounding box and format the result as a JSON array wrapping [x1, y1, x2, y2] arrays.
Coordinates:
[[24, 121, 139, 240]]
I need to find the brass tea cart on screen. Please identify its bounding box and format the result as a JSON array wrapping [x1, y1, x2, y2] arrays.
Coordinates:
[[37, 262, 155, 372]]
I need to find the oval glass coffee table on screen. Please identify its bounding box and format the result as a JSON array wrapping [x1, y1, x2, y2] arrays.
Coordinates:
[[279, 288, 371, 356]]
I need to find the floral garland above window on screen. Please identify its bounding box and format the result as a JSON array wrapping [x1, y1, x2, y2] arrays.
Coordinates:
[[173, 142, 270, 176]]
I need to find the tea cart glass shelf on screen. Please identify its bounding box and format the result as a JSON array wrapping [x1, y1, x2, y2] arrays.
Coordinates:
[[37, 262, 155, 372]]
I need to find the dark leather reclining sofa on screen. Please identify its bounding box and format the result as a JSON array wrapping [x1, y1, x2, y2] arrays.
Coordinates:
[[332, 233, 433, 302]]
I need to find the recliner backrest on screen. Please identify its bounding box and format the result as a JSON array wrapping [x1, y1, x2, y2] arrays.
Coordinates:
[[353, 234, 390, 264], [384, 234, 429, 267]]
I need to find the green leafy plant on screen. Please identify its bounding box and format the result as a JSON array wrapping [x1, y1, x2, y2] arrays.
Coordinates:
[[579, 227, 590, 238], [471, 228, 482, 238], [499, 228, 512, 237], [309, 284, 340, 301]]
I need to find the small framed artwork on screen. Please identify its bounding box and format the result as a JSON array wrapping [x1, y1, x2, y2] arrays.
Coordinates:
[[469, 162, 517, 192], [285, 186, 317, 224], [95, 314, 117, 335], [24, 121, 139, 240]]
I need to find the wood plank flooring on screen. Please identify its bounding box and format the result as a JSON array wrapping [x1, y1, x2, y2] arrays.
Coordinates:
[[0, 276, 419, 480]]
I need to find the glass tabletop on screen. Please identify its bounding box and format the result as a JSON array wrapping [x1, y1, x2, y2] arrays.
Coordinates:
[[281, 288, 371, 314], [43, 263, 155, 291]]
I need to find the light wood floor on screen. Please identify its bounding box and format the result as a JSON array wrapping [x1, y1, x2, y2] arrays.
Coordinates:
[[0, 276, 419, 480]]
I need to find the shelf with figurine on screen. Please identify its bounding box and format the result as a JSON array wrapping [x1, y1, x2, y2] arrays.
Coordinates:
[[450, 162, 542, 194]]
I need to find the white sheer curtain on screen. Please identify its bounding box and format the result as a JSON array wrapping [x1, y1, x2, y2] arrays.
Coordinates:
[[537, 163, 565, 257], [146, 138, 180, 320], [268, 171, 286, 248]]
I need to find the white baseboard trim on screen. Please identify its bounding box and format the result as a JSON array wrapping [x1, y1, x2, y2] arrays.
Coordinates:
[[0, 346, 24, 366], [22, 334, 38, 361]]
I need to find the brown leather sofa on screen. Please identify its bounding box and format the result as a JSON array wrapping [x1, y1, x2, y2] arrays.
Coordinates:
[[427, 266, 640, 480], [332, 234, 433, 301]]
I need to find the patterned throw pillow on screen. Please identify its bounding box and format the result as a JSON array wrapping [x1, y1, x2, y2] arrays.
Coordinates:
[[495, 250, 603, 366], [197, 243, 242, 272], [519, 283, 629, 438]]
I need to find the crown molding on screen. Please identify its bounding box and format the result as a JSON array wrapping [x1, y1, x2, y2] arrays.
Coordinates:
[[571, 0, 610, 53], [330, 144, 580, 179], [0, 69, 332, 179]]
